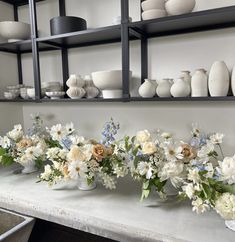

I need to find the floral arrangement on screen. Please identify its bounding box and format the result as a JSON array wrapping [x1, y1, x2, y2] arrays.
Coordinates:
[[0, 115, 48, 173], [39, 119, 128, 190]]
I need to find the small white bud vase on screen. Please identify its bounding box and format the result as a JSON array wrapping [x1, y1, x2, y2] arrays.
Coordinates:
[[209, 61, 230, 97], [138, 79, 156, 98], [77, 177, 97, 191], [21, 161, 38, 174], [191, 69, 208, 97], [180, 71, 191, 86], [156, 79, 173, 97], [84, 75, 100, 99], [66, 74, 85, 88], [170, 78, 190, 97], [231, 66, 235, 96]]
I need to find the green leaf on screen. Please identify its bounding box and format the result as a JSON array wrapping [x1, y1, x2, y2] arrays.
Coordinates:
[[140, 189, 150, 202], [220, 184, 235, 195], [153, 178, 167, 192], [1, 155, 14, 166], [143, 180, 150, 190], [0, 148, 6, 156], [35, 158, 44, 169]]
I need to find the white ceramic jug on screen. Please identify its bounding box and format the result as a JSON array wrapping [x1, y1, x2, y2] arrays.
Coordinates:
[[180, 71, 191, 85], [156, 79, 173, 97], [170, 78, 190, 97], [138, 79, 156, 98], [191, 69, 208, 97], [209, 61, 230, 97]]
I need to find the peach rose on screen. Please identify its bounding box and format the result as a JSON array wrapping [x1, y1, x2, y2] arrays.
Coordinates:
[[17, 138, 33, 149], [67, 146, 85, 162], [181, 144, 196, 162], [92, 144, 106, 161]]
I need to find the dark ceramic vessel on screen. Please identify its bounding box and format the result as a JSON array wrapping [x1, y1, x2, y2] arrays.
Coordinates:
[[50, 16, 87, 35]]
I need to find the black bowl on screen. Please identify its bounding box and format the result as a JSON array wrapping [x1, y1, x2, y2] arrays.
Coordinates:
[[50, 16, 87, 35]]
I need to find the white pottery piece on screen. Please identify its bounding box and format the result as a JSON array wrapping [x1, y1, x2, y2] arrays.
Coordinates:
[[21, 161, 38, 174], [102, 90, 122, 99], [156, 79, 173, 97], [225, 220, 235, 232], [191, 69, 208, 97], [66, 87, 86, 99], [84, 75, 100, 98], [77, 178, 97, 191], [141, 0, 166, 11], [0, 21, 30, 42], [231, 66, 235, 96], [170, 78, 190, 97], [45, 91, 65, 99], [66, 74, 85, 88], [180, 70, 191, 86], [92, 70, 132, 90], [164, 180, 179, 196], [139, 79, 156, 98], [142, 9, 167, 20], [27, 88, 36, 99], [209, 61, 230, 97], [165, 0, 196, 15]]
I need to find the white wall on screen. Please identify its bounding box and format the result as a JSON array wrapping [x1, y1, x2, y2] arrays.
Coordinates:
[[1, 0, 235, 154]]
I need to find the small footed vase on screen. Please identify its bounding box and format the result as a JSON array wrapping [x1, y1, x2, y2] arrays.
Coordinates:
[[77, 177, 97, 191], [21, 162, 38, 174]]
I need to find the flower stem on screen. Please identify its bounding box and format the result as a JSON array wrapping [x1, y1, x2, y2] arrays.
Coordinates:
[[218, 144, 224, 159]]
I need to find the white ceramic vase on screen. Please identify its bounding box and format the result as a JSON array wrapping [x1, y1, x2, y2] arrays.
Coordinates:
[[225, 220, 235, 232], [164, 180, 179, 196], [231, 66, 235, 96], [209, 61, 230, 97], [77, 177, 97, 191], [66, 74, 85, 88], [191, 69, 208, 97], [84, 75, 100, 98], [156, 79, 173, 97], [66, 87, 86, 99], [165, 0, 196, 15], [138, 79, 156, 98], [170, 78, 190, 97], [21, 161, 38, 174], [180, 71, 191, 86]]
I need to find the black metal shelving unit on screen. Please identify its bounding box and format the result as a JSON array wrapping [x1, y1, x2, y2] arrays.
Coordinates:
[[1, 1, 235, 102]]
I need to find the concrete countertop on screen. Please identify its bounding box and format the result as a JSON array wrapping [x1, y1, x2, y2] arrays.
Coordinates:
[[0, 165, 234, 242]]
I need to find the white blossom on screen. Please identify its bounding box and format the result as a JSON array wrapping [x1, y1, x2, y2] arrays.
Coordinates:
[[210, 133, 224, 145], [137, 161, 153, 180], [217, 156, 235, 184], [192, 198, 210, 214], [68, 160, 88, 180], [136, 130, 151, 143]]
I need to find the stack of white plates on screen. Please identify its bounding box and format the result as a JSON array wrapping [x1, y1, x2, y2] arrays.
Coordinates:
[[141, 0, 167, 20]]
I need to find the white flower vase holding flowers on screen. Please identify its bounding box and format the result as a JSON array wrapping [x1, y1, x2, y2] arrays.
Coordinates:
[[77, 177, 97, 191], [20, 159, 38, 174]]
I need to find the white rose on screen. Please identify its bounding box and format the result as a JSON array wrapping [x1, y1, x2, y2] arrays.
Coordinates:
[[215, 193, 235, 220], [217, 156, 235, 184], [136, 130, 151, 143], [142, 142, 157, 155]]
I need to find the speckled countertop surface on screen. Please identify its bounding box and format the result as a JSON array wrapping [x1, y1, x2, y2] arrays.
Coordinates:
[[0, 165, 234, 242]]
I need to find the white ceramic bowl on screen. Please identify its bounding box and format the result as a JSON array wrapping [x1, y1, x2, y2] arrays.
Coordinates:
[[92, 70, 132, 90], [4, 92, 17, 100], [141, 0, 166, 11], [102, 90, 122, 99], [46, 91, 65, 99], [0, 21, 30, 42], [165, 0, 196, 16], [142, 9, 167, 20]]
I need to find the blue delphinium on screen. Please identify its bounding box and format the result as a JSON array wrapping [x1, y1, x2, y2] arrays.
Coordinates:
[[101, 118, 120, 146]]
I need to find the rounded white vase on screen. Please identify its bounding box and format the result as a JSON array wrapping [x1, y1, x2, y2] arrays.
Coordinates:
[[170, 78, 190, 97], [21, 162, 38, 174], [77, 178, 97, 191], [156, 79, 173, 97], [139, 79, 156, 98], [209, 61, 230, 97], [165, 0, 196, 16], [191, 69, 208, 97]]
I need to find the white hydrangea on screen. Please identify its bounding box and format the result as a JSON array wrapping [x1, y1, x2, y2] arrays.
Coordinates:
[[40, 165, 52, 180], [46, 147, 61, 160], [100, 173, 116, 189], [192, 198, 210, 214], [113, 164, 128, 178], [217, 156, 235, 184], [7, 124, 23, 141], [215, 193, 235, 220]]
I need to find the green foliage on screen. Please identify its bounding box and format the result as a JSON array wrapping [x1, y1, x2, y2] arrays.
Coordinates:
[[45, 138, 62, 148], [1, 155, 14, 166]]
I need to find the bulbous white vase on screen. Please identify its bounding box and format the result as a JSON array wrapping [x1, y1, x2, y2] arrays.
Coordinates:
[[21, 161, 38, 174], [156, 79, 173, 97], [191, 69, 208, 97], [77, 177, 97, 191], [139, 79, 156, 98], [66, 74, 85, 88], [84, 75, 100, 98], [180, 71, 191, 86], [66, 87, 86, 99], [231, 66, 235, 96], [165, 0, 196, 16], [209, 61, 230, 97], [171, 78, 190, 97]]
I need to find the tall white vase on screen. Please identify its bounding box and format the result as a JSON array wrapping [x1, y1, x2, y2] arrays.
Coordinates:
[[138, 79, 156, 98], [191, 69, 208, 97], [231, 66, 235, 96], [209, 61, 230, 97]]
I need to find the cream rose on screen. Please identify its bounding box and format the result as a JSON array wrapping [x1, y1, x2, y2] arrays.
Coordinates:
[[136, 130, 151, 143], [67, 145, 85, 162], [217, 156, 235, 184], [142, 142, 157, 155]]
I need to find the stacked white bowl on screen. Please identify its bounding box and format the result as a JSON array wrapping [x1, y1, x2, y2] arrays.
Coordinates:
[[141, 0, 167, 20]]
